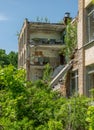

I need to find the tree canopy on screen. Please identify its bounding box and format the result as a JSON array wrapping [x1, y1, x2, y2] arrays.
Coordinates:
[[0, 49, 18, 68]]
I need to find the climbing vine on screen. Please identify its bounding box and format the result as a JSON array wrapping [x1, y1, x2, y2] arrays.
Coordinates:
[[60, 21, 77, 62]]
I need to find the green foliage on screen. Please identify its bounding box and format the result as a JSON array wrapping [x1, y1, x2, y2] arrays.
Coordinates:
[[0, 65, 25, 92], [0, 49, 9, 67], [0, 49, 18, 68], [0, 65, 93, 130], [92, 0, 94, 4], [86, 89, 94, 130], [0, 65, 65, 129], [43, 63, 52, 82], [8, 51, 18, 68], [62, 22, 77, 62], [86, 106, 94, 130], [57, 95, 89, 130], [48, 120, 63, 130]]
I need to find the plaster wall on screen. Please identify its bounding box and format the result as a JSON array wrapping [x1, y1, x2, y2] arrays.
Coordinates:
[[30, 32, 61, 40], [85, 0, 92, 7], [30, 47, 60, 67], [85, 46, 94, 66]]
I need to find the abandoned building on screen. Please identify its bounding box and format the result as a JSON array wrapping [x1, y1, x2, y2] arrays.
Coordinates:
[[51, 0, 94, 97], [67, 0, 94, 97], [77, 0, 94, 96], [18, 0, 94, 97], [18, 19, 66, 81]]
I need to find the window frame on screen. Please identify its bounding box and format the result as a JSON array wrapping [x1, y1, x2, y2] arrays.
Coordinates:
[[86, 64, 94, 97], [87, 5, 94, 43]]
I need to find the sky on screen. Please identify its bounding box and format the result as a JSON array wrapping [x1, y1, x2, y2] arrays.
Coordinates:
[[0, 0, 78, 54]]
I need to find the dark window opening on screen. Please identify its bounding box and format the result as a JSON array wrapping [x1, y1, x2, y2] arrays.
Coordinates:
[[59, 54, 65, 65], [70, 70, 78, 96]]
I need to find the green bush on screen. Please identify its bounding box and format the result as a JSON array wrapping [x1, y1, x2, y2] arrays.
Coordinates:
[[56, 95, 89, 130], [0, 65, 91, 130]]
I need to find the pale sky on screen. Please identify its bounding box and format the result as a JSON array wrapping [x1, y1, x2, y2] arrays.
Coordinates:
[[0, 0, 78, 53]]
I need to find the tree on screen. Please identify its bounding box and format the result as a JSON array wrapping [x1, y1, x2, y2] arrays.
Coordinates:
[[0, 49, 9, 67], [0, 49, 18, 68], [8, 51, 18, 68]]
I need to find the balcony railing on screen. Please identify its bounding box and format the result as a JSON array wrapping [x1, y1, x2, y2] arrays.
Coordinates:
[[29, 38, 64, 46]]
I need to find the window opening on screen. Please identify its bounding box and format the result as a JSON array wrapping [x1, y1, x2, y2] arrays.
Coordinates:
[[70, 70, 78, 95]]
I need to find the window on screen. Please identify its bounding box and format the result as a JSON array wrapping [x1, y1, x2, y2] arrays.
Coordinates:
[[59, 54, 65, 65], [70, 70, 78, 95], [86, 64, 94, 96], [87, 5, 94, 42]]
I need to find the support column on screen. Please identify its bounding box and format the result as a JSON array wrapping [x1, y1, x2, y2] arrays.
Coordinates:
[[78, 0, 85, 95]]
